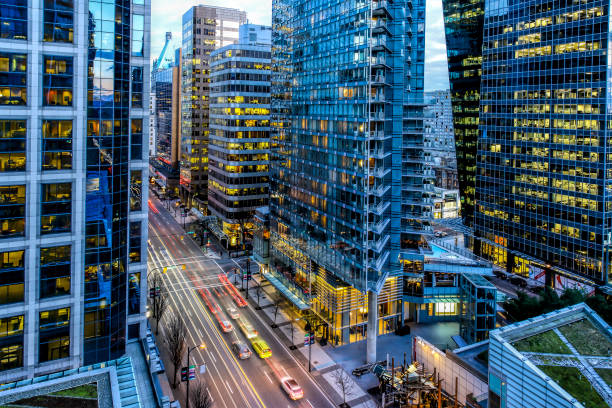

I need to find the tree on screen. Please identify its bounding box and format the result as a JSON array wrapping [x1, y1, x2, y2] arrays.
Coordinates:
[[272, 294, 282, 327], [586, 295, 612, 324], [165, 314, 186, 388], [503, 287, 597, 323], [149, 273, 168, 335], [190, 381, 213, 408], [255, 282, 262, 308], [332, 368, 355, 406], [289, 319, 296, 349]]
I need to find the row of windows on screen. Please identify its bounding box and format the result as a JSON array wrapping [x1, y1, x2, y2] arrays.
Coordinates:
[[0, 309, 70, 372], [0, 119, 72, 172]]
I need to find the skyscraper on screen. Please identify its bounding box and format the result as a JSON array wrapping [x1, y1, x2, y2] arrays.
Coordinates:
[[151, 32, 176, 159], [442, 0, 484, 227], [208, 25, 271, 249], [0, 0, 150, 380], [270, 0, 429, 360], [180, 6, 247, 213], [476, 0, 611, 290]]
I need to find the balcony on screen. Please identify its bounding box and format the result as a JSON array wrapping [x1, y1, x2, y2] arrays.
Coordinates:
[[369, 234, 390, 253], [372, 56, 389, 68], [372, 36, 389, 51], [369, 148, 389, 159], [370, 130, 387, 140], [370, 200, 390, 215], [372, 0, 390, 16], [369, 111, 385, 121], [372, 19, 390, 34], [371, 92, 386, 103], [371, 74, 388, 86], [369, 166, 391, 178], [368, 184, 391, 197]]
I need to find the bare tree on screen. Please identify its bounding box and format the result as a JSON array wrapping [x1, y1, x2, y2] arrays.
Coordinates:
[[149, 273, 168, 335], [333, 368, 356, 406], [272, 294, 282, 327], [190, 381, 213, 408], [255, 283, 262, 308], [165, 314, 186, 388]]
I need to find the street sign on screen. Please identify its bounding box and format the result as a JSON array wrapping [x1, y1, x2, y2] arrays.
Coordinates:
[[181, 367, 188, 382], [149, 288, 155, 298], [155, 286, 161, 296], [199, 364, 207, 374], [304, 334, 310, 346], [188, 364, 196, 380]]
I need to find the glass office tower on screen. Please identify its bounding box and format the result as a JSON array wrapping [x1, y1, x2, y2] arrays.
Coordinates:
[[208, 25, 271, 249], [476, 0, 611, 289], [270, 0, 428, 358], [0, 0, 150, 381], [442, 0, 484, 227], [180, 6, 247, 213]]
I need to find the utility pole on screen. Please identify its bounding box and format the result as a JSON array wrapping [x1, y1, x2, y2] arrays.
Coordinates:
[[245, 258, 250, 299]]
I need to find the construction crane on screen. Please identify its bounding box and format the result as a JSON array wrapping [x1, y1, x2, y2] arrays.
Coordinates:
[[152, 32, 174, 72]]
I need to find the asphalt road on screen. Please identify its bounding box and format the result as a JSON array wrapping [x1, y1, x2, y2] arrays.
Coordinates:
[[147, 193, 336, 408]]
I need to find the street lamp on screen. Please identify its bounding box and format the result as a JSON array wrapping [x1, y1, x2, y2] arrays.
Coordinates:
[[185, 343, 207, 408]]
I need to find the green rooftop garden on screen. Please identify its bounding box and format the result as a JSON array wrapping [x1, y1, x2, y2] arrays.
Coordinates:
[[538, 366, 607, 408], [559, 319, 612, 356], [1, 382, 98, 408], [512, 329, 572, 354], [595, 369, 612, 388]]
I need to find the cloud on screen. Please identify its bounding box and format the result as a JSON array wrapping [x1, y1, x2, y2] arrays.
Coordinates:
[[425, 0, 449, 91]]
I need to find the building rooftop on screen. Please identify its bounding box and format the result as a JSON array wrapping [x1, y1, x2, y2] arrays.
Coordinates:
[[0, 343, 157, 407], [490, 303, 612, 407]]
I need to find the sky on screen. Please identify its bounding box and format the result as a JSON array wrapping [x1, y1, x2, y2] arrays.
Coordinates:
[[150, 0, 449, 91]]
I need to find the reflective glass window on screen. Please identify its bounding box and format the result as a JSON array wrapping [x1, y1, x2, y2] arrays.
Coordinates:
[[41, 183, 71, 234], [131, 119, 142, 160], [0, 120, 25, 172], [0, 314, 23, 371], [0, 250, 24, 305], [38, 307, 70, 362], [43, 0, 73, 43], [130, 170, 142, 211], [128, 272, 140, 315], [131, 67, 143, 108], [43, 55, 73, 106], [42, 120, 72, 170], [40, 245, 70, 298], [0, 0, 26, 40], [0, 185, 25, 237], [132, 14, 144, 56], [0, 53, 26, 105], [129, 221, 140, 263]]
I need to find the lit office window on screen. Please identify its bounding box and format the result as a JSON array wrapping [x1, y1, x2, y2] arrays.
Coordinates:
[[42, 120, 72, 170], [0, 315, 24, 371], [0, 0, 27, 40], [131, 119, 142, 160], [131, 67, 143, 108], [0, 120, 25, 172], [0, 250, 24, 305], [38, 307, 70, 362], [129, 221, 141, 263], [0, 53, 26, 105], [132, 14, 144, 56], [41, 183, 71, 234], [40, 245, 70, 298], [0, 185, 25, 237], [130, 170, 142, 211], [43, 0, 73, 43], [43, 55, 73, 106]]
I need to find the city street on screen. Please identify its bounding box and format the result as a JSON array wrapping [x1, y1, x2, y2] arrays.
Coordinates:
[[147, 193, 336, 408]]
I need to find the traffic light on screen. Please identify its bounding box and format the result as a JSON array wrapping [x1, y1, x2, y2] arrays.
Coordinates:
[[181, 367, 188, 382]]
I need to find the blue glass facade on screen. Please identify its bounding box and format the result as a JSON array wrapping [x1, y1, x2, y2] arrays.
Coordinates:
[[270, 0, 429, 345], [441, 0, 484, 228], [476, 0, 612, 288]]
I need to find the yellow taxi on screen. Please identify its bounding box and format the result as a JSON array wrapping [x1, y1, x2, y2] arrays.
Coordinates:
[[251, 337, 272, 359]]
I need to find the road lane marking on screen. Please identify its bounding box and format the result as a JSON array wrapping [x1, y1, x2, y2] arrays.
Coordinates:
[[264, 371, 273, 384], [151, 225, 265, 408], [208, 350, 217, 363], [225, 380, 234, 394]]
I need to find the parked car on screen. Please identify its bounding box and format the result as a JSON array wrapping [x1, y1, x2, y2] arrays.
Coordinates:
[[280, 376, 303, 400]]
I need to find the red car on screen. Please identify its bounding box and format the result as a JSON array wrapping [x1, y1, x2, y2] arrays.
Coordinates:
[[280, 376, 303, 400]]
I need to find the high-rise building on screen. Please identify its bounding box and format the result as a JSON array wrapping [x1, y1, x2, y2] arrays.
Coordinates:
[[208, 25, 271, 249], [0, 0, 150, 381], [442, 0, 484, 227], [151, 32, 176, 159], [269, 0, 430, 360], [180, 6, 247, 213], [424, 90, 459, 191], [475, 0, 611, 290]]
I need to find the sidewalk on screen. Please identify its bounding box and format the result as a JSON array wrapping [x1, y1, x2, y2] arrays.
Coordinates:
[[241, 272, 377, 408]]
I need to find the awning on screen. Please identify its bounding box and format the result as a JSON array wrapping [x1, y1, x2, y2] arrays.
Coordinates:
[[404, 296, 461, 304], [262, 272, 310, 310]]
